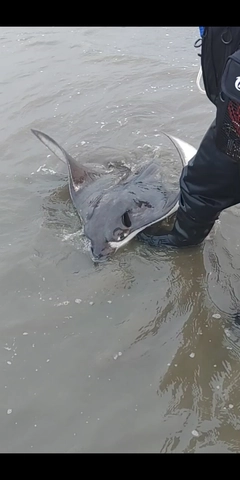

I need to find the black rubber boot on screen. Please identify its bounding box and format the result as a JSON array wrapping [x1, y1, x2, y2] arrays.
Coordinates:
[[138, 122, 240, 248]]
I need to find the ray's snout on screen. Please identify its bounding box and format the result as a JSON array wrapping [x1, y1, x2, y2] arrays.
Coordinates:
[[90, 243, 115, 262]]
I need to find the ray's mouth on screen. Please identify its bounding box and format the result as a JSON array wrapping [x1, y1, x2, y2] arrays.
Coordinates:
[[91, 255, 109, 264], [90, 244, 116, 263]]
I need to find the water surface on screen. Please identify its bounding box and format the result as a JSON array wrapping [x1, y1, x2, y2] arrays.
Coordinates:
[[1, 27, 240, 453]]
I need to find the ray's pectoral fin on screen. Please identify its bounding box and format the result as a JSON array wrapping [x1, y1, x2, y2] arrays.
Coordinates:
[[31, 129, 99, 193]]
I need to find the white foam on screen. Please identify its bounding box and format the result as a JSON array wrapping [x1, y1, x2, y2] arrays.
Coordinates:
[[35, 164, 57, 175]]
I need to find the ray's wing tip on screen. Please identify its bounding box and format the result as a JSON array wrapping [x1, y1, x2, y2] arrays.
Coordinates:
[[160, 131, 176, 142], [31, 128, 42, 138], [31, 128, 53, 144], [159, 130, 197, 166], [159, 130, 180, 152]]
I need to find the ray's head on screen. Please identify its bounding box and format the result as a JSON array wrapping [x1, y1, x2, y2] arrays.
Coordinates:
[[84, 188, 158, 262]]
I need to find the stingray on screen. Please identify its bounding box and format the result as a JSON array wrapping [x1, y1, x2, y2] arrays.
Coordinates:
[[31, 129, 197, 262]]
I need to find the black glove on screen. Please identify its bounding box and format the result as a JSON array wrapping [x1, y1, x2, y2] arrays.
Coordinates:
[[137, 230, 182, 247], [138, 208, 216, 248], [138, 122, 240, 248]]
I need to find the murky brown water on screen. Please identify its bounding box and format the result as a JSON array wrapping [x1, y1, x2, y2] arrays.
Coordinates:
[[1, 26, 240, 453]]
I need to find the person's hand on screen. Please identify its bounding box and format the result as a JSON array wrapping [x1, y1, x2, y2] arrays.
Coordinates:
[[137, 230, 186, 247]]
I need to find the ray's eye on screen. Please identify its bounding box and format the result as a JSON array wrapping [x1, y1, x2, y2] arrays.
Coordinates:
[[112, 228, 126, 242], [118, 232, 125, 241], [122, 211, 131, 228], [112, 212, 131, 242]]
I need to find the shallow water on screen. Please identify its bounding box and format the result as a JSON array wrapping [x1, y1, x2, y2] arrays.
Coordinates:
[[1, 26, 240, 453]]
